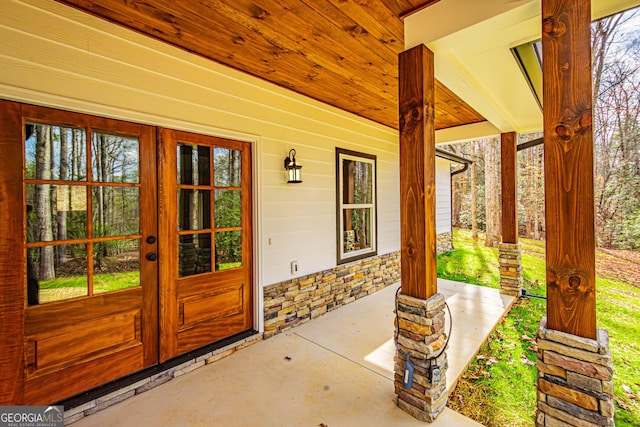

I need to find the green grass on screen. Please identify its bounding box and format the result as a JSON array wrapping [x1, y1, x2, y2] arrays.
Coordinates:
[[218, 261, 242, 270], [596, 276, 640, 426], [442, 229, 640, 426], [40, 271, 139, 291], [39, 271, 140, 303], [39, 275, 88, 290]]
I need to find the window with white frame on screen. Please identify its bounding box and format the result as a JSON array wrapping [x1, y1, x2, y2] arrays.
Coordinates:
[[336, 148, 377, 264]]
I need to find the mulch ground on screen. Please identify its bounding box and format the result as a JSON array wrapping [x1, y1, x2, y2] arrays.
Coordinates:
[[524, 245, 639, 289], [596, 248, 640, 288]]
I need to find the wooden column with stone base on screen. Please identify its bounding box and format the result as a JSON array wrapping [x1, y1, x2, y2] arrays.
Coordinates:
[[397, 43, 446, 422], [537, 0, 612, 422], [499, 132, 523, 296], [536, 318, 614, 426], [394, 293, 448, 422]]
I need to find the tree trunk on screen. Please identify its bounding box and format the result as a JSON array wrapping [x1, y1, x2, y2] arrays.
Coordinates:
[[470, 141, 478, 240], [484, 137, 501, 248], [57, 128, 69, 266], [451, 145, 463, 228], [534, 146, 543, 239], [35, 125, 55, 280], [95, 134, 107, 268], [524, 147, 534, 238]]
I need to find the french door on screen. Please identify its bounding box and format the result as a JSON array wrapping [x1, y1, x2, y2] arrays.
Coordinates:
[[158, 129, 253, 361], [19, 104, 159, 404], [0, 102, 253, 405]]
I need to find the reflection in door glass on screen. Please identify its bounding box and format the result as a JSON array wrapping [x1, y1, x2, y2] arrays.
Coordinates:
[[179, 234, 212, 277], [92, 187, 139, 237], [214, 148, 241, 187], [178, 189, 211, 231], [177, 144, 210, 185], [25, 123, 87, 181], [214, 190, 241, 228], [94, 239, 140, 294], [26, 184, 87, 242], [215, 230, 242, 271], [27, 244, 88, 305], [25, 122, 146, 305], [92, 132, 139, 183]]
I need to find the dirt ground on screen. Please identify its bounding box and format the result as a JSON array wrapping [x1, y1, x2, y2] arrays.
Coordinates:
[[596, 247, 640, 288], [524, 244, 639, 289]]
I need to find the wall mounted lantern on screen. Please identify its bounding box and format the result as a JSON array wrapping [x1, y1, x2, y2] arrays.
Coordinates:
[[284, 149, 302, 183]]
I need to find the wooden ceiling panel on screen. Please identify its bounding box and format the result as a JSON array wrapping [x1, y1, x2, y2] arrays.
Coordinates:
[[55, 0, 484, 130]]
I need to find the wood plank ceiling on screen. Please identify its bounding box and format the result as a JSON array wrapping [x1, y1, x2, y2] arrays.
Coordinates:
[[55, 0, 486, 130]]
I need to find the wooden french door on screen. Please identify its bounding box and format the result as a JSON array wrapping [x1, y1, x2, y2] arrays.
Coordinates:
[[14, 103, 159, 404], [0, 102, 253, 405], [158, 129, 253, 361]]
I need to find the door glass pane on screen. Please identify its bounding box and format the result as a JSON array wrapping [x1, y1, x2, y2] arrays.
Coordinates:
[[342, 208, 372, 253], [92, 186, 140, 237], [214, 148, 241, 187], [179, 234, 212, 277], [24, 120, 148, 306], [25, 123, 87, 181], [177, 144, 210, 185], [214, 190, 241, 228], [94, 239, 140, 294], [178, 190, 211, 231], [28, 244, 88, 305], [92, 132, 139, 183], [342, 159, 373, 204], [215, 230, 242, 271], [26, 184, 87, 242]]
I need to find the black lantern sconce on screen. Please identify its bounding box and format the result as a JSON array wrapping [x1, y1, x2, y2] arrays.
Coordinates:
[[284, 149, 302, 183]]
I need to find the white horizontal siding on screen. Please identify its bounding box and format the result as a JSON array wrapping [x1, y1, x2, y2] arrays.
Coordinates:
[[0, 0, 401, 290], [435, 157, 453, 234]]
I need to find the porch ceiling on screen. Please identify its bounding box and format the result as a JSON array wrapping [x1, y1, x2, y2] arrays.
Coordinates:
[[53, 0, 639, 138], [54, 0, 485, 131]]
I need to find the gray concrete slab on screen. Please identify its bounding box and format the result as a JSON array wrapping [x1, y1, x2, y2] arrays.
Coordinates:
[[73, 280, 514, 426]]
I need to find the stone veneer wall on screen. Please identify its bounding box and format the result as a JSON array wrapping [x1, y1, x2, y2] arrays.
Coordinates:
[[436, 231, 453, 254], [64, 334, 262, 425], [498, 242, 523, 296], [394, 292, 449, 422], [536, 317, 614, 427], [263, 251, 400, 339]]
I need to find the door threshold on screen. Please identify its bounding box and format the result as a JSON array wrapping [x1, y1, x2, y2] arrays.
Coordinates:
[[58, 329, 259, 411]]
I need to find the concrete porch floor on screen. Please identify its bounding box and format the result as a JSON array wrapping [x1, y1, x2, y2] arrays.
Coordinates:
[[74, 280, 515, 426]]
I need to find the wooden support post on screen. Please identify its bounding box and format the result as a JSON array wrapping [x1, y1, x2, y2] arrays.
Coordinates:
[[501, 132, 518, 244], [542, 0, 596, 339], [498, 131, 523, 296], [399, 44, 437, 300]]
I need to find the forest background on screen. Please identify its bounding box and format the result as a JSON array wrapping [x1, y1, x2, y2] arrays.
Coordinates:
[[443, 8, 640, 252]]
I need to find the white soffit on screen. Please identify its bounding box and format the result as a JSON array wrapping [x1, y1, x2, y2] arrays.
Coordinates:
[[435, 121, 501, 145], [406, 0, 640, 143]]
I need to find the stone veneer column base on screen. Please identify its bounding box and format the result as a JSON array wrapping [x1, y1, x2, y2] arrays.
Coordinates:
[[498, 242, 523, 296], [436, 231, 453, 254], [394, 292, 448, 422], [536, 317, 615, 427]]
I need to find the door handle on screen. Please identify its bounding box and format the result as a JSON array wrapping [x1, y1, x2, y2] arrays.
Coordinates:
[[146, 252, 158, 262]]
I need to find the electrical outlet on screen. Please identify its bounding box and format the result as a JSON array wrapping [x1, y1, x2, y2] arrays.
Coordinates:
[[291, 261, 299, 275]]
